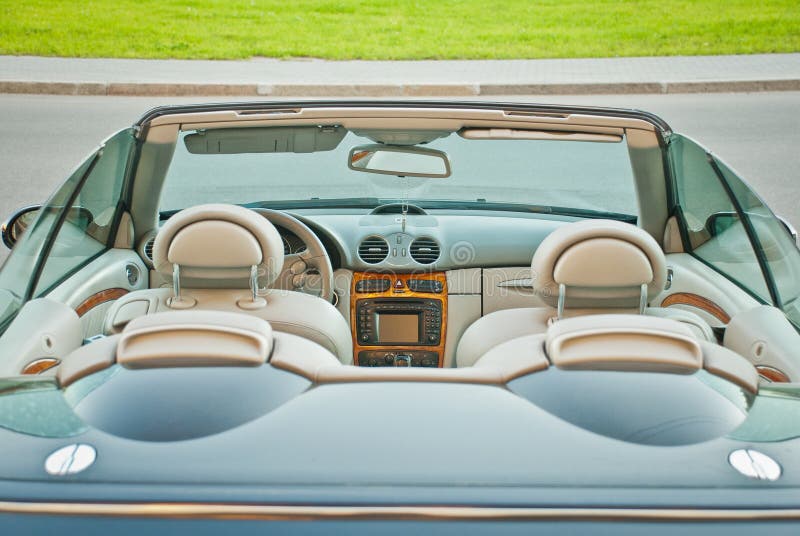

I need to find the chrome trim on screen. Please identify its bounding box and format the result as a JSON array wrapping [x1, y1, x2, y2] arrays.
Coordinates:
[[497, 278, 534, 290], [776, 215, 798, 245], [729, 449, 782, 481], [250, 265, 259, 303], [0, 502, 799, 521], [639, 283, 648, 315], [43, 444, 96, 476], [557, 283, 566, 320], [172, 263, 181, 301]]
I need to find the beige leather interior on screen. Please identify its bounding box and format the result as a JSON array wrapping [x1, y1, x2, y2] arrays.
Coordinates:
[[545, 315, 702, 374], [553, 238, 654, 288], [0, 298, 83, 377], [531, 219, 666, 308], [724, 305, 800, 381], [105, 287, 352, 362], [655, 253, 761, 328], [456, 306, 715, 368], [117, 311, 272, 369], [57, 334, 119, 387], [152, 203, 284, 284], [476, 315, 757, 392], [456, 220, 714, 367], [59, 310, 756, 394], [105, 204, 353, 363]]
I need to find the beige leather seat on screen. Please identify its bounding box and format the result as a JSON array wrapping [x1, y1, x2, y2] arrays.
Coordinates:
[[456, 220, 714, 367], [477, 314, 757, 393], [104, 204, 353, 363]]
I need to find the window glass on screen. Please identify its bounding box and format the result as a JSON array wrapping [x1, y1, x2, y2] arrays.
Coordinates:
[[670, 135, 771, 302], [714, 158, 800, 327], [33, 129, 134, 296], [160, 129, 639, 218], [0, 129, 133, 332], [0, 158, 94, 331]]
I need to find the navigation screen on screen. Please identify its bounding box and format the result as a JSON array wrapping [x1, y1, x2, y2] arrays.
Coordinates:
[[377, 314, 419, 343]]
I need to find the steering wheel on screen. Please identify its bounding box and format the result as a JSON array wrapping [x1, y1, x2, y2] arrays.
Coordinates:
[[253, 208, 335, 303]]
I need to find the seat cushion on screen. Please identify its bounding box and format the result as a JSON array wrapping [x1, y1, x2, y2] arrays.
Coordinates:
[[104, 288, 353, 364], [456, 306, 715, 367]]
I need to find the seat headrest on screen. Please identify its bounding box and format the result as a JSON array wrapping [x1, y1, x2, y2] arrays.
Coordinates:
[[544, 314, 758, 392], [153, 204, 284, 287], [531, 220, 666, 308], [545, 314, 702, 374], [118, 310, 273, 368]]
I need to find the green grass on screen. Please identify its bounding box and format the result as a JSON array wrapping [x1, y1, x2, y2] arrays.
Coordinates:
[[0, 0, 798, 60]]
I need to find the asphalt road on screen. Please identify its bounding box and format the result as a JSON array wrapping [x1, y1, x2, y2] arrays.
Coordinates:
[[0, 93, 798, 265]]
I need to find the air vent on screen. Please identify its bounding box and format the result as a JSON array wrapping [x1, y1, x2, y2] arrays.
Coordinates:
[[143, 238, 155, 262], [358, 236, 389, 264], [410, 238, 440, 265]]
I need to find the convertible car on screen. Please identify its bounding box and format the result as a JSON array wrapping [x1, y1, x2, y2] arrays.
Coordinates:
[[0, 101, 799, 533]]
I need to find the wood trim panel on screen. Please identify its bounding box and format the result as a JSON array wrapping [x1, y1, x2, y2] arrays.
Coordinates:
[[21, 358, 60, 375], [660, 292, 731, 324], [756, 366, 791, 383], [75, 288, 129, 317], [351, 272, 447, 367]]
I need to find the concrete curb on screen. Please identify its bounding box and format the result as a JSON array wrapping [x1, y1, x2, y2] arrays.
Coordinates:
[[1, 79, 799, 97]]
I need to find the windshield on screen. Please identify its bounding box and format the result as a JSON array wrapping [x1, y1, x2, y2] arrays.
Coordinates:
[[160, 128, 638, 217]]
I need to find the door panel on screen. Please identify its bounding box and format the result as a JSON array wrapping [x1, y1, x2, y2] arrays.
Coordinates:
[[655, 253, 760, 328], [46, 248, 148, 339], [0, 298, 82, 376]]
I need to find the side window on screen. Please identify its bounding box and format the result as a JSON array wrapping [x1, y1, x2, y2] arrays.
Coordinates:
[[670, 135, 772, 302], [0, 129, 134, 330], [33, 129, 134, 296], [713, 158, 800, 327]]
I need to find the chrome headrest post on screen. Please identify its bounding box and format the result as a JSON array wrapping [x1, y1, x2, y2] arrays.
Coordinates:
[[557, 283, 566, 320], [167, 263, 196, 309], [172, 264, 181, 301], [237, 265, 267, 310], [639, 283, 648, 315], [249, 265, 259, 303]]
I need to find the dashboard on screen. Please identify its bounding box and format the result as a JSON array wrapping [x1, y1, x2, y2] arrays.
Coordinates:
[[292, 209, 576, 367], [351, 271, 447, 367], [291, 208, 573, 272]]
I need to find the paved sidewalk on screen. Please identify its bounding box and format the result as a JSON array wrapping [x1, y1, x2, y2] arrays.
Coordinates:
[[2, 54, 799, 96]]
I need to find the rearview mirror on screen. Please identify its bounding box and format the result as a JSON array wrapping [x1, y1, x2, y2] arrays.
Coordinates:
[[1, 205, 41, 249], [348, 144, 451, 178]]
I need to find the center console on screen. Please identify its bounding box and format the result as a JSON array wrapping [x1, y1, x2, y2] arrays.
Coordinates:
[[351, 272, 447, 367]]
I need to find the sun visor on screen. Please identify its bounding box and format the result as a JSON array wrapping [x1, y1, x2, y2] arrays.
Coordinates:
[[184, 126, 347, 154]]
